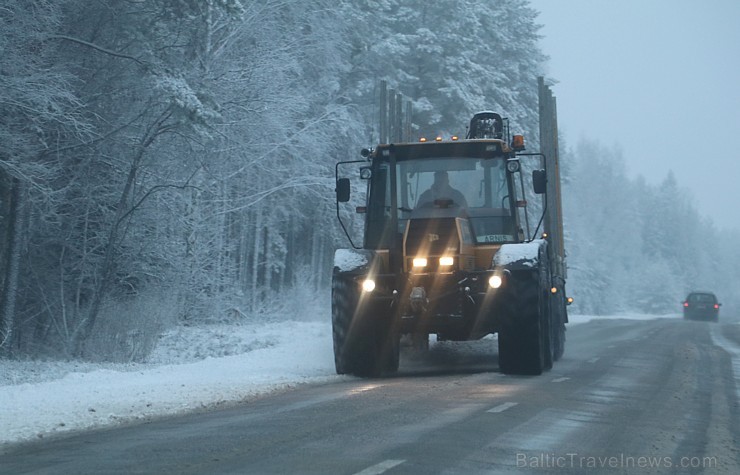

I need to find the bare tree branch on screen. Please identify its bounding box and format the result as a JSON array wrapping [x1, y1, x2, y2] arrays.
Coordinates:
[[46, 35, 147, 67]]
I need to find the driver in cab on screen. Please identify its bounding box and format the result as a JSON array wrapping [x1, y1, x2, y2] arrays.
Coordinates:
[[416, 171, 468, 209]]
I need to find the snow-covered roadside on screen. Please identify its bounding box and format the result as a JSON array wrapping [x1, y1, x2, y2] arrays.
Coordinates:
[[566, 312, 677, 325], [0, 313, 668, 449], [0, 321, 340, 448]]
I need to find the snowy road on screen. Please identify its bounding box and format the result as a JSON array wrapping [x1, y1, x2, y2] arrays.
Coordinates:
[[2, 317, 740, 474]]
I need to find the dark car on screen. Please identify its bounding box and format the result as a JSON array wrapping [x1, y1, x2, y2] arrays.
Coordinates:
[[682, 292, 721, 321]]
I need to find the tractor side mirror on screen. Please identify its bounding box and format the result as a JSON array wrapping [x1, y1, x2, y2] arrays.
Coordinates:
[[334, 178, 349, 203], [336, 178, 350, 203], [532, 169, 547, 194]]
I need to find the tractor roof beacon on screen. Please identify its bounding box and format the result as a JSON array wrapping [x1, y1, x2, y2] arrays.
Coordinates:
[[332, 78, 569, 377]]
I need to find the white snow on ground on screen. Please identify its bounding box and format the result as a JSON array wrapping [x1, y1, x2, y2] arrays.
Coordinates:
[[0, 313, 671, 449]]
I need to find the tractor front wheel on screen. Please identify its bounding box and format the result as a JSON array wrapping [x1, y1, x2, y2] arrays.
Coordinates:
[[332, 272, 399, 377]]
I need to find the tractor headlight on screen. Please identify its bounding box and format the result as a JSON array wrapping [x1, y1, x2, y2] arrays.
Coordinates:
[[439, 256, 454, 267], [489, 275, 503, 289], [362, 279, 376, 292], [412, 258, 428, 268]]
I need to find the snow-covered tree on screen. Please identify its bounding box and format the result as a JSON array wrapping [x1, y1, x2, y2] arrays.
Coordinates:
[[0, 0, 92, 355], [562, 137, 736, 315], [341, 0, 545, 137], [7, 0, 737, 362]]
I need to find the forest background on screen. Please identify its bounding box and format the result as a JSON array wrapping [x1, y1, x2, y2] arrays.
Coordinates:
[[2, 0, 738, 361]]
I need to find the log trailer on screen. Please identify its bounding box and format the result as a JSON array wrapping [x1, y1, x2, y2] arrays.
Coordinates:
[[332, 79, 568, 377]]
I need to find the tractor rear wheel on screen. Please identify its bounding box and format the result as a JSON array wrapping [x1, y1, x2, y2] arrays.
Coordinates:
[[498, 272, 550, 376], [552, 291, 566, 361]]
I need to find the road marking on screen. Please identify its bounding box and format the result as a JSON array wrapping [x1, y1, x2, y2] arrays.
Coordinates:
[[551, 377, 570, 383], [354, 459, 406, 475], [587, 357, 600, 363], [487, 402, 518, 413]]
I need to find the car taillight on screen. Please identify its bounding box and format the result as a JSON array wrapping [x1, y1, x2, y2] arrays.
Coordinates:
[[683, 302, 689, 307], [714, 304, 719, 309]]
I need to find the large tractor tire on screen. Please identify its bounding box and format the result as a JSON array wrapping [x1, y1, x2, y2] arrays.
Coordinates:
[[498, 269, 552, 376], [553, 322, 566, 361], [332, 272, 399, 377], [542, 289, 554, 371], [552, 291, 566, 362]]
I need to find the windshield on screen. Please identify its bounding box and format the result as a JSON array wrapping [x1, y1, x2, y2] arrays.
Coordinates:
[[688, 293, 717, 303], [365, 157, 518, 248]]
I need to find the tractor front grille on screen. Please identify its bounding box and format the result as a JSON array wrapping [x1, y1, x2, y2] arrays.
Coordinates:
[[404, 218, 460, 257]]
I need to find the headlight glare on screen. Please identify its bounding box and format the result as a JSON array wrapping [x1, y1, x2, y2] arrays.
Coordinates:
[[489, 275, 503, 289], [439, 256, 454, 266], [412, 258, 428, 268], [362, 279, 376, 292]]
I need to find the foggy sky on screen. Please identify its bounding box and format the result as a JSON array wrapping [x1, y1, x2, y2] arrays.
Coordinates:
[[528, 0, 740, 230]]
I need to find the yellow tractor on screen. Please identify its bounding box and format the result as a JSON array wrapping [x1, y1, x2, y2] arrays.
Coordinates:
[[332, 80, 568, 377]]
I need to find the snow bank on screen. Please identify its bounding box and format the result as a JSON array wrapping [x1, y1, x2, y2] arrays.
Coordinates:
[[0, 321, 339, 448], [567, 313, 676, 325]]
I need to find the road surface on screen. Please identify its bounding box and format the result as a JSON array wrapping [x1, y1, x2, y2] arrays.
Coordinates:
[[2, 317, 739, 474]]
